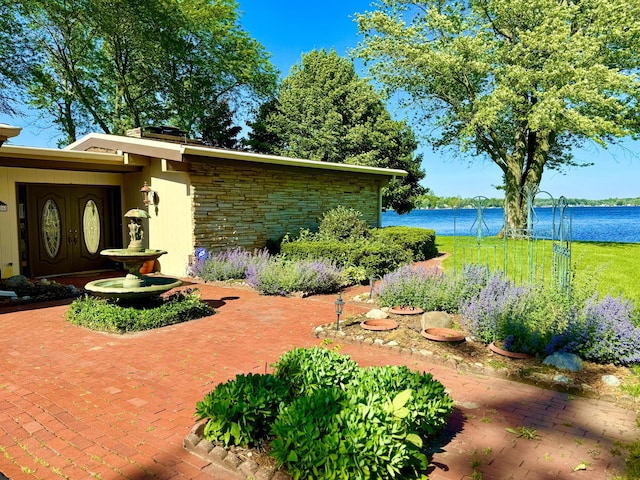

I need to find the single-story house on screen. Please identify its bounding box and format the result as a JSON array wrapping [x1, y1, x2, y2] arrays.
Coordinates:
[[0, 127, 407, 279]]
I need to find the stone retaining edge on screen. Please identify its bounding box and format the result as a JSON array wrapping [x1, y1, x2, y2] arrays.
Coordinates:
[[184, 422, 291, 480]]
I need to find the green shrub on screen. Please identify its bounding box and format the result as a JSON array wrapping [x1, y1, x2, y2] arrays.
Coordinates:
[[66, 290, 214, 333], [194, 347, 454, 478], [318, 205, 372, 241], [272, 346, 360, 396], [348, 241, 414, 278], [271, 388, 428, 480], [280, 239, 353, 266], [269, 388, 346, 479], [351, 365, 454, 438], [373, 226, 437, 261], [195, 373, 291, 447], [281, 238, 413, 281]]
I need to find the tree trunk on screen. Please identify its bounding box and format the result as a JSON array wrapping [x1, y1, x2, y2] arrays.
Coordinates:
[[499, 130, 550, 236]]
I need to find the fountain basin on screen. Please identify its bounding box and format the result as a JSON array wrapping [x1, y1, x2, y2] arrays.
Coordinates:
[[101, 248, 167, 264], [84, 276, 182, 300]]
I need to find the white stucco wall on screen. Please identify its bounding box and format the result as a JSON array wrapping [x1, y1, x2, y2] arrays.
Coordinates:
[[144, 163, 193, 277]]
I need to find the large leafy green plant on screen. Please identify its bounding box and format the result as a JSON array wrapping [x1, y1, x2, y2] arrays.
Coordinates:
[[194, 373, 290, 447], [272, 346, 359, 396], [270, 388, 429, 480]]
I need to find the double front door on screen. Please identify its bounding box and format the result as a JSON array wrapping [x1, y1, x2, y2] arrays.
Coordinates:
[[24, 184, 121, 277]]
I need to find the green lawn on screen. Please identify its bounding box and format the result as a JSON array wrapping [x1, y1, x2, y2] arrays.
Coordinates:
[[436, 236, 640, 306]]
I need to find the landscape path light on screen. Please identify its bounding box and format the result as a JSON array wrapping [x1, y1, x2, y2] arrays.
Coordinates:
[[335, 294, 345, 330]]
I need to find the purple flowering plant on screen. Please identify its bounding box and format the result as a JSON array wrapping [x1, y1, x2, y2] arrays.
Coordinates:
[[246, 258, 344, 296], [569, 295, 640, 365], [190, 247, 271, 281], [375, 264, 488, 313]]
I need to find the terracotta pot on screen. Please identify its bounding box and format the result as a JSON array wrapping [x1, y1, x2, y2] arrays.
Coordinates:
[[389, 306, 424, 315], [139, 259, 157, 274], [421, 328, 466, 342], [360, 319, 399, 331], [489, 341, 534, 359]]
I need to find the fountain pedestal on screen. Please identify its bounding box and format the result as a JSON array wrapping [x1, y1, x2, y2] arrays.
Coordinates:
[[84, 208, 182, 301]]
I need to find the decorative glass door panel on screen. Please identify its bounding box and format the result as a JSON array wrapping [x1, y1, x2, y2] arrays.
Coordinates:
[[42, 199, 62, 258], [25, 185, 121, 277], [83, 200, 101, 254]]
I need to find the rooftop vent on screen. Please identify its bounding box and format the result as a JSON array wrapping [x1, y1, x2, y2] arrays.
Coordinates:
[[126, 126, 203, 145]]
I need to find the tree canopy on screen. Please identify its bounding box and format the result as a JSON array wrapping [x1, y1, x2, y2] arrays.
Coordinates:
[[5, 0, 277, 146], [356, 0, 640, 230], [0, 2, 28, 115], [246, 49, 426, 214]]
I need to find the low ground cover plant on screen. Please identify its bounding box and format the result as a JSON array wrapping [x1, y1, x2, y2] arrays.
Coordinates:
[[66, 290, 213, 333], [195, 346, 454, 479], [376, 264, 640, 365]]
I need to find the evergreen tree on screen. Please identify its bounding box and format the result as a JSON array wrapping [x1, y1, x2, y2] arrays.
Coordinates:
[[247, 49, 425, 214]]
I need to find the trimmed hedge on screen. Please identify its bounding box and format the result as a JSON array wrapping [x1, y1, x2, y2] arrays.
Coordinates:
[[281, 238, 412, 279], [280, 226, 437, 280], [373, 226, 437, 261]]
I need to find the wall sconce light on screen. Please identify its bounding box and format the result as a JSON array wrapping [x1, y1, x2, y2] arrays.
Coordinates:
[[140, 182, 159, 208], [334, 294, 345, 330]]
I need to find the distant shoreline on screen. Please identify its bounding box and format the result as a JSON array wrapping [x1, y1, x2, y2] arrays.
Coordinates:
[[383, 205, 640, 243], [414, 197, 640, 209]]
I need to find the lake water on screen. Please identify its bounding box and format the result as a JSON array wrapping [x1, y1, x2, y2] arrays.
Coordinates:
[[382, 206, 640, 243]]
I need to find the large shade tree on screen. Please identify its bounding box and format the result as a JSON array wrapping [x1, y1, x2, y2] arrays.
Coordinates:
[[8, 0, 277, 146], [246, 48, 426, 214], [356, 0, 640, 231], [0, 2, 29, 116]]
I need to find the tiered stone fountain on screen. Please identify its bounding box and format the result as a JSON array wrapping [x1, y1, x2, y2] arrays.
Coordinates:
[[84, 209, 181, 300]]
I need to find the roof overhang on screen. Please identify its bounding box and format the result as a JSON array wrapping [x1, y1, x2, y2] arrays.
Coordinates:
[[0, 124, 21, 146], [67, 133, 408, 179], [0, 145, 138, 173], [181, 145, 408, 178]]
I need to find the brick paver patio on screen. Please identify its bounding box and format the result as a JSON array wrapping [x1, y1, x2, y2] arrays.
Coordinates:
[[1, 279, 638, 479]]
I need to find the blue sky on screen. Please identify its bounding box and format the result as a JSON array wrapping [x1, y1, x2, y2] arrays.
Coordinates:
[[3, 0, 639, 200]]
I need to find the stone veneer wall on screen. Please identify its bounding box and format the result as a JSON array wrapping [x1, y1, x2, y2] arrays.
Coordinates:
[[190, 159, 383, 252]]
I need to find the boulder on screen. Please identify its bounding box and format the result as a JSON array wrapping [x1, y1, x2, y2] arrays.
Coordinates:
[[543, 352, 583, 372], [5, 275, 32, 289], [601, 375, 621, 387], [420, 311, 452, 329], [365, 309, 389, 319]]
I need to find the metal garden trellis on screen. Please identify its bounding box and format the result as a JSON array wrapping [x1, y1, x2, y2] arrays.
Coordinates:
[[454, 188, 572, 295]]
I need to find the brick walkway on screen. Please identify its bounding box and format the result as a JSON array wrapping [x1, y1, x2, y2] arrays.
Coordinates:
[[0, 279, 638, 480]]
